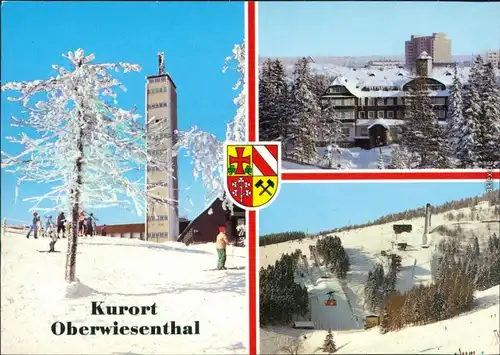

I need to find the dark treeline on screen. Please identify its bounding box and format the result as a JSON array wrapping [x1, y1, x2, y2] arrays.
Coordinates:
[[260, 190, 499, 247], [316, 235, 350, 279], [260, 250, 309, 326]]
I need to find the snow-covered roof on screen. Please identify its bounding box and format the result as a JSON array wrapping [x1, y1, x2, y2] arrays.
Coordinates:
[[357, 119, 406, 128], [417, 51, 432, 60]]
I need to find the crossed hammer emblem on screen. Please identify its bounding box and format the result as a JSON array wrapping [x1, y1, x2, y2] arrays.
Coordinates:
[[255, 179, 275, 196]]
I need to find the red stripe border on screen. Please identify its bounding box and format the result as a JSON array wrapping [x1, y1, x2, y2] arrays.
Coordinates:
[[282, 171, 500, 181], [247, 2, 257, 355]]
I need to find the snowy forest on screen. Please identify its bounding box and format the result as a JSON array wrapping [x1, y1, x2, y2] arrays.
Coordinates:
[[259, 56, 500, 169], [372, 232, 500, 333]]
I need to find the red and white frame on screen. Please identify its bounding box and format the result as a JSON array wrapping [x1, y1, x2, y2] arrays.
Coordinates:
[[244, 2, 498, 355]]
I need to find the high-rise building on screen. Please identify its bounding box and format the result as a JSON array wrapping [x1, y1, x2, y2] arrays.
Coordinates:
[[145, 52, 179, 242], [405, 33, 452, 67], [485, 49, 500, 68]]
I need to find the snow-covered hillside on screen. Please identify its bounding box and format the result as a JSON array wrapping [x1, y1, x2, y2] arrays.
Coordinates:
[[283, 145, 394, 170], [1, 232, 247, 354], [261, 285, 499, 354], [260, 201, 500, 354]]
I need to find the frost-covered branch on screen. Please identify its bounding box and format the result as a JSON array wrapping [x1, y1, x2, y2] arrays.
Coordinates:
[[174, 41, 246, 212], [1, 48, 177, 216]]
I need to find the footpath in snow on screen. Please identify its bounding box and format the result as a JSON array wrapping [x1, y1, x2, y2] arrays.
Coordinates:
[[1, 231, 248, 354]]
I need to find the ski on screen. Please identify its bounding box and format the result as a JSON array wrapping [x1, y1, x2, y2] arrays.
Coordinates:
[[37, 250, 61, 253], [204, 266, 245, 271]]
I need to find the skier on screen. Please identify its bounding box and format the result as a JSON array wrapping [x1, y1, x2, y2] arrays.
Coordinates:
[[215, 226, 230, 270], [44, 215, 55, 238], [78, 211, 85, 236], [91, 213, 98, 236], [26, 212, 39, 239], [85, 213, 96, 236], [57, 212, 66, 238]]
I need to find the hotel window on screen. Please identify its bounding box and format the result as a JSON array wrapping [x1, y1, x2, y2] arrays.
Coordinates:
[[397, 97, 404, 105], [397, 111, 403, 119], [358, 111, 365, 119], [377, 99, 384, 106], [386, 98, 394, 106], [360, 127, 368, 136], [368, 111, 375, 119], [387, 111, 394, 118], [342, 127, 350, 137], [435, 97, 446, 105], [368, 98, 375, 106], [438, 110, 446, 118], [377, 111, 385, 118]]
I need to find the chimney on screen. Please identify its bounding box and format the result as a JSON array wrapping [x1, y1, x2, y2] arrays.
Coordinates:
[[422, 203, 431, 246], [158, 52, 165, 75]]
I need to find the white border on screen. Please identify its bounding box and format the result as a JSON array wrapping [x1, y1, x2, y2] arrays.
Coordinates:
[[224, 141, 282, 211], [243, 4, 251, 354], [245, 1, 250, 144], [254, 4, 260, 353], [254, 0, 260, 144], [280, 168, 496, 174], [283, 179, 496, 183]]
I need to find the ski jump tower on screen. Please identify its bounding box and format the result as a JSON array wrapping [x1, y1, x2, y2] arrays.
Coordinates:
[[422, 203, 432, 247]]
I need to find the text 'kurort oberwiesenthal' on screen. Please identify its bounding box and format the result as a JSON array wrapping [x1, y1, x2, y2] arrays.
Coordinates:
[[51, 302, 200, 336]]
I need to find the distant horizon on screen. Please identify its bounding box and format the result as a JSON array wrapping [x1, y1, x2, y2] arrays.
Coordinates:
[[259, 182, 498, 236], [259, 2, 500, 57], [258, 53, 487, 59]]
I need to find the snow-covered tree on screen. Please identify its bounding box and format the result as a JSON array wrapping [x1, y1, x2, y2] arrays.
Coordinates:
[[319, 104, 344, 146], [401, 77, 451, 168], [458, 56, 484, 168], [321, 329, 337, 354], [476, 63, 500, 166], [445, 65, 465, 163], [389, 144, 411, 169], [288, 57, 321, 162], [259, 58, 289, 143], [174, 41, 245, 213], [1, 49, 174, 283], [377, 148, 385, 170]]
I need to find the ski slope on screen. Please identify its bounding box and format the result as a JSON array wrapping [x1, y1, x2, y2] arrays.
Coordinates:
[[262, 285, 499, 354], [260, 202, 499, 353], [283, 145, 394, 170], [1, 231, 248, 354]]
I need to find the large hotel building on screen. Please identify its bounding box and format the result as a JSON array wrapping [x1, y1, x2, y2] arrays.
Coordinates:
[[145, 53, 179, 242], [317, 52, 500, 149]]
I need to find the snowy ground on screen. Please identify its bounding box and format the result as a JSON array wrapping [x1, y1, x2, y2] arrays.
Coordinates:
[[260, 201, 500, 354], [1, 232, 248, 354], [283, 145, 394, 170]]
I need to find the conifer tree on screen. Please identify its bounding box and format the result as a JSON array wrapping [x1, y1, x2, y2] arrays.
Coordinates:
[[259, 59, 289, 143], [321, 329, 337, 354], [476, 63, 500, 166], [402, 77, 450, 168], [389, 145, 411, 169], [288, 57, 321, 162], [445, 65, 465, 165], [459, 56, 484, 167]]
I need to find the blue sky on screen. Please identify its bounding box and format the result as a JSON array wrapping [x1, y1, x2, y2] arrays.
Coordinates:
[[259, 1, 500, 57], [259, 182, 498, 236], [1, 1, 243, 225]]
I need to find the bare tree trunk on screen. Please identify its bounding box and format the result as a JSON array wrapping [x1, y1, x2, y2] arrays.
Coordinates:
[[65, 127, 83, 283]]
